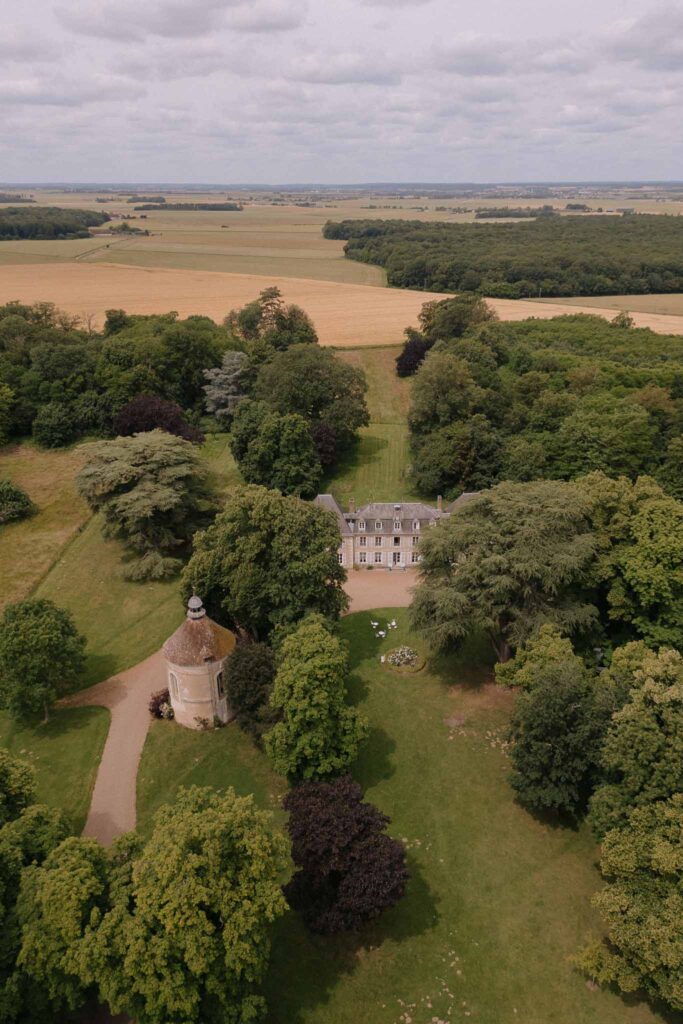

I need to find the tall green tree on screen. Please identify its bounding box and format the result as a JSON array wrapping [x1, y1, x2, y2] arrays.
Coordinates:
[[182, 485, 347, 641], [265, 616, 367, 781], [77, 430, 215, 581], [408, 350, 484, 438], [579, 795, 683, 1012], [507, 659, 609, 816], [588, 647, 683, 839], [17, 787, 287, 1024], [411, 481, 597, 661], [253, 344, 369, 458], [0, 600, 85, 721], [230, 401, 322, 498]]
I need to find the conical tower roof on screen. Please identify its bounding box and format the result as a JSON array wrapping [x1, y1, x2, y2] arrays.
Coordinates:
[[163, 597, 236, 667]]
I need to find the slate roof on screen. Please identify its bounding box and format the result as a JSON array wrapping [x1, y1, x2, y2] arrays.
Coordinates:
[[355, 502, 445, 521], [163, 614, 236, 667], [314, 494, 352, 535]]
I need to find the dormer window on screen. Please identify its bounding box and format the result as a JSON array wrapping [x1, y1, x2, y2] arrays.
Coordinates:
[[358, 519, 366, 531], [375, 520, 382, 531], [413, 519, 420, 531], [393, 519, 401, 531]]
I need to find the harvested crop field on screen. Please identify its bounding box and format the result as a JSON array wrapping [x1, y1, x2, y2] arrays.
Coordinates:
[[3, 262, 683, 344]]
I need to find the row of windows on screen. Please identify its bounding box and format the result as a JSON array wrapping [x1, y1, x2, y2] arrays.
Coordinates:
[[359, 535, 419, 547], [357, 518, 421, 531], [339, 552, 421, 564]]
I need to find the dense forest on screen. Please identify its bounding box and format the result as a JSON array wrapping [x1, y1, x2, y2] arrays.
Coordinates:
[[324, 214, 683, 297], [402, 298, 683, 499], [0, 206, 110, 240]]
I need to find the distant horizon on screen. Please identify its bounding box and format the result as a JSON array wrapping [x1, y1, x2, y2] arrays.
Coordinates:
[[4, 180, 683, 190]]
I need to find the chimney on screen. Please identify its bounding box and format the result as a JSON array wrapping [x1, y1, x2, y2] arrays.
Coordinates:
[[348, 497, 356, 514], [437, 495, 443, 512]]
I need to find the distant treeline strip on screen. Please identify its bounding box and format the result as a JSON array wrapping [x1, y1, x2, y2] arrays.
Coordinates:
[[133, 202, 243, 211], [0, 193, 34, 204], [0, 207, 110, 241], [324, 214, 683, 298]]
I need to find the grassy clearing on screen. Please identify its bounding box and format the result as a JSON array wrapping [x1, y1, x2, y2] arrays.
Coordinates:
[[137, 720, 287, 837], [0, 706, 109, 832], [135, 609, 668, 1024], [328, 347, 421, 505], [34, 432, 241, 686], [0, 441, 90, 612]]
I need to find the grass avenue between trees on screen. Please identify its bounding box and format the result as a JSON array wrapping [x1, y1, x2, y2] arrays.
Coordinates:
[[138, 611, 670, 1024]]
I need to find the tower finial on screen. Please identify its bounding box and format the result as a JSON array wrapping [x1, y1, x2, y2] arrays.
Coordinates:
[[187, 595, 206, 620]]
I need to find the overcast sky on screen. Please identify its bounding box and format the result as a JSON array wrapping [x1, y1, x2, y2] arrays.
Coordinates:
[[2, 0, 682, 183]]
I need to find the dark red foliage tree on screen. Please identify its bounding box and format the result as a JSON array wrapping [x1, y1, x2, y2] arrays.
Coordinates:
[[395, 329, 433, 378], [283, 775, 409, 934], [113, 394, 204, 443]]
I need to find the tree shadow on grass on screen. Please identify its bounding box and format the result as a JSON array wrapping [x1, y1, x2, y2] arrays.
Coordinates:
[[353, 725, 397, 789], [344, 613, 381, 671], [427, 629, 497, 692], [264, 855, 438, 1024], [321, 434, 390, 492]]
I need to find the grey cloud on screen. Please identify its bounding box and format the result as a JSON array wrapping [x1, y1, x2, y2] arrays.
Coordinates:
[[287, 52, 402, 84], [0, 75, 145, 106], [610, 7, 683, 70], [56, 0, 304, 41], [0, 31, 61, 62], [228, 0, 308, 32], [434, 37, 513, 77]]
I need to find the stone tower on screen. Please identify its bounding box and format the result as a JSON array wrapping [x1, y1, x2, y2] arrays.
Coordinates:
[[162, 596, 237, 729]]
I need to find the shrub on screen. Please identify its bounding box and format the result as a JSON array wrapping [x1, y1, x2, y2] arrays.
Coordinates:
[[0, 479, 35, 525], [284, 775, 409, 934], [225, 643, 276, 739], [32, 402, 76, 448], [395, 329, 433, 377], [148, 689, 174, 719]]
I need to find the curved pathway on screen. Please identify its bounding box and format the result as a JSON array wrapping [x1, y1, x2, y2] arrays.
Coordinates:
[[70, 569, 418, 847], [63, 651, 167, 845]]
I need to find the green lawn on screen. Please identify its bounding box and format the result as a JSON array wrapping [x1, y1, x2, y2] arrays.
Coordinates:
[[328, 348, 423, 505], [0, 706, 109, 832], [135, 610, 673, 1024]]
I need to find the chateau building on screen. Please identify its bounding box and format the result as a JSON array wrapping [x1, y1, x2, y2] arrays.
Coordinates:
[[314, 493, 477, 569]]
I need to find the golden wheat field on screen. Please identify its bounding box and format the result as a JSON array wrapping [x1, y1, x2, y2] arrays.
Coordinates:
[[3, 262, 683, 344]]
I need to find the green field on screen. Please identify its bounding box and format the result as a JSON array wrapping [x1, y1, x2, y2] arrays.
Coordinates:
[[533, 292, 683, 315], [136, 610, 669, 1024], [0, 706, 109, 832], [329, 347, 421, 505]]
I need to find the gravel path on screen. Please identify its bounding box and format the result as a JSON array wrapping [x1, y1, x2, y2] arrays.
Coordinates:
[[63, 651, 167, 846]]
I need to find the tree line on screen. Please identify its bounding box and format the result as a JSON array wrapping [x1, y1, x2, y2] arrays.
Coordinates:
[[397, 295, 683, 501], [0, 207, 110, 240], [0, 289, 368, 579], [133, 202, 242, 211], [323, 213, 683, 297]]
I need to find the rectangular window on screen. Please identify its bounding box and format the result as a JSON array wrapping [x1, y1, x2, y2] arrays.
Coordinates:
[[359, 552, 367, 564], [393, 536, 400, 546], [374, 552, 382, 564], [169, 672, 179, 700], [338, 552, 343, 564], [393, 519, 401, 531], [216, 671, 225, 699], [413, 519, 420, 531], [359, 536, 367, 547], [375, 536, 382, 547], [412, 535, 419, 546], [411, 552, 420, 564], [375, 520, 383, 531], [358, 519, 366, 531]]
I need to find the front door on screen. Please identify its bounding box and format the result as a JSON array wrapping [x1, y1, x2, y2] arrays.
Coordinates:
[[392, 552, 401, 565]]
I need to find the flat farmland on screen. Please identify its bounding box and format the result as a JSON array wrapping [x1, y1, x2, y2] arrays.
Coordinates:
[[533, 292, 683, 316], [3, 261, 683, 343]]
